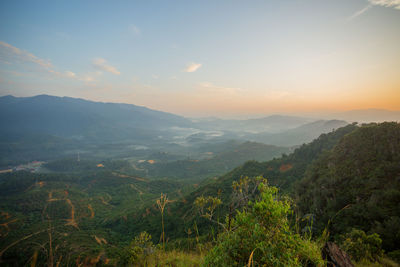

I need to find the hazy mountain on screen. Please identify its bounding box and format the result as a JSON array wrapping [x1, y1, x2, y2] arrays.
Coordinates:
[[125, 124, 359, 239], [327, 109, 400, 123], [247, 119, 349, 146], [142, 141, 291, 181], [192, 115, 313, 133], [0, 95, 357, 167], [0, 95, 192, 141]]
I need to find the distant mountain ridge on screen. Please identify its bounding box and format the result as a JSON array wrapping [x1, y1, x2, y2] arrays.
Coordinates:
[[0, 94, 353, 166], [0, 95, 348, 146], [0, 94, 191, 141], [124, 123, 360, 239], [247, 119, 349, 146], [328, 109, 400, 123], [193, 115, 313, 133]]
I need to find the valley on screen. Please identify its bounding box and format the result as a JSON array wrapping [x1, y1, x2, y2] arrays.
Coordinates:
[[0, 96, 399, 266]]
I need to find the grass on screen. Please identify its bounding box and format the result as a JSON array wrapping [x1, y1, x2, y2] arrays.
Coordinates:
[[132, 249, 205, 267], [354, 257, 399, 267]]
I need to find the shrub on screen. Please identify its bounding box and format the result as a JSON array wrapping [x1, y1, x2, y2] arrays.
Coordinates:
[[128, 231, 155, 265], [202, 181, 324, 267], [340, 229, 383, 262], [388, 250, 400, 263]]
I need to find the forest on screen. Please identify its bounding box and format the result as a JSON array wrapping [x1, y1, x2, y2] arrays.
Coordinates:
[[1, 122, 400, 266]]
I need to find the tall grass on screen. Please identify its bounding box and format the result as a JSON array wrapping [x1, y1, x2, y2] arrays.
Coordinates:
[[131, 249, 205, 267]]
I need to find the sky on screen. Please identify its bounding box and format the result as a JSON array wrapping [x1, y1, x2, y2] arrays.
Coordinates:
[[0, 0, 399, 117]]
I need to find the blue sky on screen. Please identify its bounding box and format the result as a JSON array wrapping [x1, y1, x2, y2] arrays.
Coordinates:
[[1, 0, 399, 117]]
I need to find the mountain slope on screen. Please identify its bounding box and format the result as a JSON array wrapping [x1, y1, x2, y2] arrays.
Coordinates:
[[295, 122, 400, 252], [0, 95, 192, 139], [329, 109, 400, 123], [142, 141, 291, 181], [248, 119, 349, 146], [193, 115, 313, 133], [122, 123, 359, 239]]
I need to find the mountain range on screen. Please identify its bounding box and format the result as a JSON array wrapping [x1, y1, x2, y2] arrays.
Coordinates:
[[1, 94, 398, 168]]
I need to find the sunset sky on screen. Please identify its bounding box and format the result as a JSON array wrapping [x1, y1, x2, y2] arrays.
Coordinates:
[[0, 0, 399, 117]]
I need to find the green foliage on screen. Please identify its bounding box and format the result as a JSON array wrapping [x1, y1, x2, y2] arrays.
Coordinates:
[[340, 229, 383, 262], [388, 250, 400, 263], [203, 180, 324, 267], [295, 122, 400, 251], [3, 122, 400, 265], [353, 257, 399, 267], [195, 196, 222, 221], [0, 168, 181, 266], [128, 231, 155, 265], [148, 124, 357, 244], [144, 141, 290, 181]]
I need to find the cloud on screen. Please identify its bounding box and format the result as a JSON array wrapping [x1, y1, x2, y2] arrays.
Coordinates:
[[92, 58, 120, 75], [55, 32, 71, 40], [130, 24, 141, 36], [81, 75, 95, 82], [199, 82, 243, 95], [348, 0, 400, 21], [0, 41, 112, 84], [79, 71, 103, 83], [265, 90, 291, 100], [64, 71, 76, 78], [0, 41, 81, 80], [184, 62, 202, 73], [368, 0, 400, 9], [347, 5, 372, 21], [0, 41, 53, 70]]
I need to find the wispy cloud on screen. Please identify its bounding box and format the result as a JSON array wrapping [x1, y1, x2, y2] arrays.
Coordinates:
[[199, 82, 243, 95], [81, 75, 95, 82], [348, 0, 400, 21], [0, 41, 79, 79], [79, 71, 103, 83], [92, 58, 120, 75], [184, 62, 202, 73], [265, 90, 291, 100], [347, 5, 372, 21], [130, 24, 141, 36], [64, 71, 76, 78], [0, 41, 53, 70], [368, 0, 400, 9], [55, 32, 71, 40]]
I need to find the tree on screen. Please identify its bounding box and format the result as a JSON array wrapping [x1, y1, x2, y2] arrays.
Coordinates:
[[340, 229, 383, 262], [203, 179, 324, 267], [156, 193, 170, 250]]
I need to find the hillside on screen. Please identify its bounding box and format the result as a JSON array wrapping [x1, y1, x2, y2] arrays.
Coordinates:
[[248, 119, 349, 146], [0, 95, 191, 140], [329, 109, 400, 123], [192, 115, 312, 133], [295, 122, 400, 252], [142, 141, 291, 181], [2, 122, 400, 265], [122, 123, 359, 240], [0, 95, 357, 170], [0, 167, 183, 265]]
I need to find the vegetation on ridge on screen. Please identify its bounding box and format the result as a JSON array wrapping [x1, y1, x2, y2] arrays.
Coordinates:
[[1, 122, 400, 266]]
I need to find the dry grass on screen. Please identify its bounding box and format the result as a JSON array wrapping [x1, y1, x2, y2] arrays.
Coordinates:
[[132, 250, 204, 267], [354, 257, 399, 267]]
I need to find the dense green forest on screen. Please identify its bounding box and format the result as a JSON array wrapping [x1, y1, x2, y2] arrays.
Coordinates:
[[295, 122, 400, 252], [1, 123, 400, 266]]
